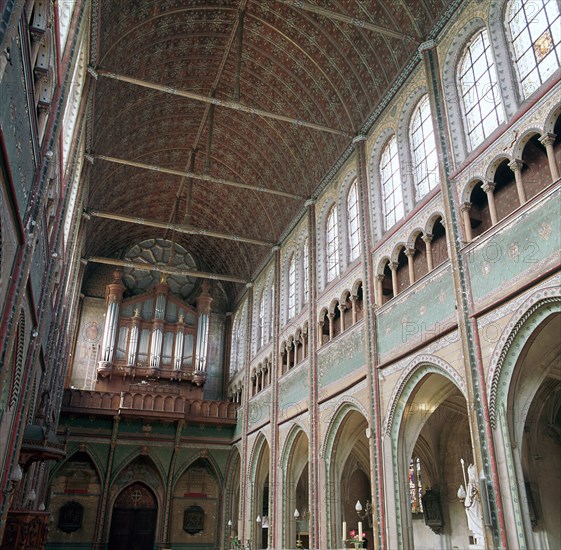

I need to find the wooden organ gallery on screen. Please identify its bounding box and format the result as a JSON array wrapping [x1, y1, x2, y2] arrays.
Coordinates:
[[0, 0, 560, 549]]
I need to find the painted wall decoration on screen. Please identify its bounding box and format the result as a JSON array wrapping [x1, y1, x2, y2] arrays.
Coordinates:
[[70, 297, 105, 389], [467, 186, 560, 304], [318, 325, 366, 390]]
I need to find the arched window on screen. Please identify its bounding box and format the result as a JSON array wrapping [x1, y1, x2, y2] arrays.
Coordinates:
[[302, 238, 309, 304], [380, 137, 404, 229], [410, 95, 439, 199], [347, 180, 361, 262], [506, 0, 560, 99], [287, 254, 296, 319], [458, 29, 505, 151], [326, 206, 340, 282], [268, 283, 275, 342], [230, 303, 246, 375], [258, 291, 265, 349]]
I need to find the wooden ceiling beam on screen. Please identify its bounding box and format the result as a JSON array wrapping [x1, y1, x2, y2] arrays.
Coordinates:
[[274, 0, 412, 40], [90, 153, 304, 200], [85, 256, 248, 284], [96, 69, 352, 137], [87, 209, 275, 247]]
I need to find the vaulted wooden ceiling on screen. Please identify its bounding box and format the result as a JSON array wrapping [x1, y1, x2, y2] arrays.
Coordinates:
[[85, 0, 454, 306]]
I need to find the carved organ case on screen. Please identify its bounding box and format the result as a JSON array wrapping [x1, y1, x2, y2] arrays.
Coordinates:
[[96, 269, 212, 398]]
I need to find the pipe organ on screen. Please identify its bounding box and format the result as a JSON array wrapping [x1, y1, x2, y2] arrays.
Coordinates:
[[97, 270, 206, 387]]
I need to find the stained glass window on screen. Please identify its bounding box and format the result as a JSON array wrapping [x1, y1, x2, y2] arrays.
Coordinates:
[[507, 0, 560, 98], [409, 457, 424, 514]]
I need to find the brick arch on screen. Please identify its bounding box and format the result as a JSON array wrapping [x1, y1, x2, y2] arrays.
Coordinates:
[[390, 241, 408, 263], [376, 255, 391, 277], [384, 354, 467, 436], [485, 153, 514, 182], [49, 447, 105, 490], [406, 227, 424, 249], [460, 176, 487, 205], [172, 453, 224, 491], [110, 449, 167, 489], [544, 100, 561, 134], [487, 286, 561, 429], [321, 397, 370, 459], [512, 128, 545, 160], [320, 398, 370, 546]]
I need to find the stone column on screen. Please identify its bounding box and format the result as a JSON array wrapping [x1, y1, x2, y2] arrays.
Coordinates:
[[339, 303, 346, 332], [351, 294, 359, 323], [328, 312, 334, 340], [482, 181, 498, 225], [390, 261, 398, 297], [461, 202, 473, 242], [405, 248, 415, 286], [508, 158, 527, 205], [422, 233, 434, 271], [375, 275, 384, 307], [539, 133, 559, 181]]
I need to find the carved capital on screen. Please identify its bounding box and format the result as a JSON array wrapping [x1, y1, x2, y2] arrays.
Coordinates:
[[508, 158, 524, 173], [538, 132, 556, 148], [422, 233, 433, 244], [389, 261, 399, 272], [482, 181, 496, 194], [460, 202, 472, 213]]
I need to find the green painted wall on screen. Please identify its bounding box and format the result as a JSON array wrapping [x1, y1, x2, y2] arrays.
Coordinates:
[[278, 365, 309, 410], [467, 187, 560, 303], [376, 266, 455, 359], [318, 325, 366, 389]]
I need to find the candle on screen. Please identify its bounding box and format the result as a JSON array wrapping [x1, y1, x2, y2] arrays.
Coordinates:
[[358, 521, 363, 541], [342, 521, 347, 542]]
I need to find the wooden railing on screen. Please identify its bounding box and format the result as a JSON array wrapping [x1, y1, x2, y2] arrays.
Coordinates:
[[62, 388, 238, 424]]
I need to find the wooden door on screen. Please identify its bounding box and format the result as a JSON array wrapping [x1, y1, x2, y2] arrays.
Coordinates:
[[108, 483, 157, 550]]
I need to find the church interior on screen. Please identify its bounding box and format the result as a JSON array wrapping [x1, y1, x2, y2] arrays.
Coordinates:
[[0, 0, 560, 549]]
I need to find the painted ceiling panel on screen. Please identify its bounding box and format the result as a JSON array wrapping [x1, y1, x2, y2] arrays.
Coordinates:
[[85, 0, 455, 305]]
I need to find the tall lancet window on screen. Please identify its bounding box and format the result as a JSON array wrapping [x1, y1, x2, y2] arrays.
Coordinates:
[[347, 180, 361, 262], [458, 29, 505, 150], [380, 136, 404, 229], [288, 254, 296, 319], [326, 206, 340, 282], [410, 95, 439, 199]]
